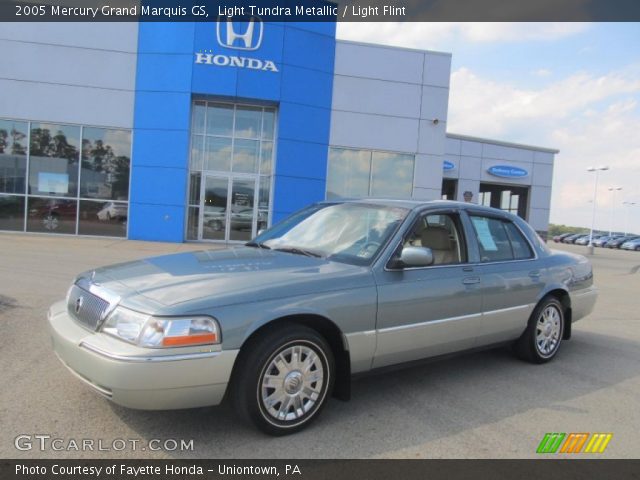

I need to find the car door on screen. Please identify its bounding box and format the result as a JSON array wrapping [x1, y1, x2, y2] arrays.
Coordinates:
[[372, 208, 483, 369], [464, 210, 545, 346]]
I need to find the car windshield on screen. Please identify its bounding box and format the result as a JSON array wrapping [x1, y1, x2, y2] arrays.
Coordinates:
[[249, 202, 409, 265]]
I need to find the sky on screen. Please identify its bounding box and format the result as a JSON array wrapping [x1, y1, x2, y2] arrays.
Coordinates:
[[336, 23, 640, 233]]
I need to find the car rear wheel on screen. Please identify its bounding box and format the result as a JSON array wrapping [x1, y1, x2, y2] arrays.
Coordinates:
[[230, 324, 334, 436], [513, 296, 564, 364]]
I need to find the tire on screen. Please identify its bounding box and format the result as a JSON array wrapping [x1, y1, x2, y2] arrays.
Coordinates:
[[230, 323, 335, 436], [513, 296, 565, 364]]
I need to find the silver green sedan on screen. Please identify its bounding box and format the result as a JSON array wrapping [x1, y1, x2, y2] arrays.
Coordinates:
[[48, 199, 597, 435]]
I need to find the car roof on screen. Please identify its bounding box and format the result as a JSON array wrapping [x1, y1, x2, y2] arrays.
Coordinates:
[[323, 197, 511, 216]]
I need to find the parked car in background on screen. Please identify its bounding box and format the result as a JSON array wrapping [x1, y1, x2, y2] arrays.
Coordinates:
[[28, 199, 76, 231], [574, 235, 601, 246], [553, 233, 573, 243], [563, 233, 588, 244], [97, 202, 128, 221], [593, 235, 621, 247], [605, 235, 640, 249], [621, 238, 640, 251], [48, 199, 598, 435]]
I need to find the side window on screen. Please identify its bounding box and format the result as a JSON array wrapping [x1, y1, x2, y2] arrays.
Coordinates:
[[470, 215, 534, 262], [504, 221, 534, 259], [404, 212, 466, 265]]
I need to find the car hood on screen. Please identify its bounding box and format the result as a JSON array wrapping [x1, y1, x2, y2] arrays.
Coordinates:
[[82, 247, 372, 311]]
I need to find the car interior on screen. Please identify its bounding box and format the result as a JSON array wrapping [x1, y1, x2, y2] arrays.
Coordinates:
[[404, 214, 464, 265]]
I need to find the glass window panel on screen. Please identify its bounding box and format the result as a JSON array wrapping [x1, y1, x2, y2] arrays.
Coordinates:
[[470, 215, 514, 262], [78, 200, 127, 237], [260, 141, 273, 175], [190, 135, 204, 171], [186, 206, 200, 240], [188, 172, 201, 206], [326, 148, 371, 199], [0, 194, 25, 231], [233, 139, 259, 173], [204, 137, 232, 171], [234, 106, 261, 139], [80, 127, 131, 200], [29, 123, 80, 197], [202, 176, 228, 241], [0, 119, 28, 194], [206, 103, 234, 136], [500, 190, 511, 210], [27, 197, 77, 234], [257, 210, 269, 232], [370, 151, 414, 197], [192, 101, 206, 134], [229, 177, 255, 241], [504, 221, 533, 259], [262, 109, 275, 140], [258, 176, 270, 210]]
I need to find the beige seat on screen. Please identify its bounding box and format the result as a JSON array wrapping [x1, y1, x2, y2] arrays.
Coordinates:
[[421, 227, 456, 265]]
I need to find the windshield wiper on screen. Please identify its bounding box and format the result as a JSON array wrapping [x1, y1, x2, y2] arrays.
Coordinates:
[[245, 241, 271, 249], [273, 246, 323, 258]]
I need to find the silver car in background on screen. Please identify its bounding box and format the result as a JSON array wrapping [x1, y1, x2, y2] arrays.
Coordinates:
[[48, 199, 597, 435]]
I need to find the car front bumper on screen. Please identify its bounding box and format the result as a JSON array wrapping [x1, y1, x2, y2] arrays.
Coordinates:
[[48, 301, 239, 410]]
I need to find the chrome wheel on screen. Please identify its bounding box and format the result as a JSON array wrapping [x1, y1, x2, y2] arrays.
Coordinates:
[[259, 343, 325, 423], [536, 305, 562, 357]]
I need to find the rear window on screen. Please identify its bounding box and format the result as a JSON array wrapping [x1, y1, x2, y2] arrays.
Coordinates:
[[470, 215, 534, 262]]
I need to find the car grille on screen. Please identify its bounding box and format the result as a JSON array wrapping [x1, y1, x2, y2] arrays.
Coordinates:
[[67, 284, 110, 331]]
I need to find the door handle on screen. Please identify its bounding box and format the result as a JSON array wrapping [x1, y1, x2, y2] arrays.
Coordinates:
[[529, 270, 541, 279], [462, 276, 480, 285]]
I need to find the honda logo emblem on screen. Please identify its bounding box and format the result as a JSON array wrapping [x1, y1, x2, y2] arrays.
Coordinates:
[[217, 17, 263, 51]]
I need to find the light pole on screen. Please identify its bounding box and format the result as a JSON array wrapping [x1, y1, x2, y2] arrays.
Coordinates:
[[623, 201, 637, 236], [608, 186, 622, 236], [587, 166, 609, 254]]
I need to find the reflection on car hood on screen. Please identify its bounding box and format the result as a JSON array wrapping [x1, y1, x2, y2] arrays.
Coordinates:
[[84, 247, 371, 311]]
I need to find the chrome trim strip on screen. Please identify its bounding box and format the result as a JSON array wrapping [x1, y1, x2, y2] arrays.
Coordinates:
[[79, 342, 221, 363], [483, 304, 532, 316], [377, 312, 482, 334]]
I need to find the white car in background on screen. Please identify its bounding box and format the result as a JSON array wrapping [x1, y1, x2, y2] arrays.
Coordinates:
[[97, 202, 127, 221]]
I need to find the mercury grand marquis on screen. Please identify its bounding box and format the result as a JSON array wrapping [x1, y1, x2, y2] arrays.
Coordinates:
[[48, 199, 598, 435]]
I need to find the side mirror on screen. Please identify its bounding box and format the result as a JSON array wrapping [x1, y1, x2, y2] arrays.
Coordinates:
[[389, 246, 434, 269], [257, 229, 265, 236]]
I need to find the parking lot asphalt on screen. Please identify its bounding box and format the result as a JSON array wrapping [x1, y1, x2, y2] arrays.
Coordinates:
[[1, 232, 639, 459]]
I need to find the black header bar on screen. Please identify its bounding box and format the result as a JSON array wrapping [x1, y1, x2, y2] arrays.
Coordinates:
[[1, 0, 640, 22]]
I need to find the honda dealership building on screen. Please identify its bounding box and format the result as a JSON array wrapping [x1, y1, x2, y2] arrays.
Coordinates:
[[0, 20, 558, 243]]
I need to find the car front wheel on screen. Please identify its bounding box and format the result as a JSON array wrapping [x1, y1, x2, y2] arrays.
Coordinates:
[[231, 324, 334, 436], [514, 296, 565, 364]]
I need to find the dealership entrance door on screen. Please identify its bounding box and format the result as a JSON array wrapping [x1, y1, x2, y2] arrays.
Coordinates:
[[186, 100, 276, 242], [478, 183, 529, 219], [198, 174, 266, 243]]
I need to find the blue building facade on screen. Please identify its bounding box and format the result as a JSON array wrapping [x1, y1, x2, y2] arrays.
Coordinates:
[[130, 21, 336, 242]]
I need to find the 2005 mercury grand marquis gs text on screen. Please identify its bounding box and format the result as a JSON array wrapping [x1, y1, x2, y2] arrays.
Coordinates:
[[48, 199, 597, 435]]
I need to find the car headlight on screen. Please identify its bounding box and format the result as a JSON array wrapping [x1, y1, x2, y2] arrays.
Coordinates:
[[101, 307, 220, 347]]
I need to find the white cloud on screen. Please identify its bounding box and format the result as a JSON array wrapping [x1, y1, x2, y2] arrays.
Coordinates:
[[336, 23, 590, 50], [533, 68, 553, 77], [446, 66, 640, 230], [448, 66, 640, 138]]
